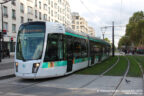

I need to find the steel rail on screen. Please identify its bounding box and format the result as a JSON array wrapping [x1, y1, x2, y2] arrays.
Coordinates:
[[80, 56, 120, 88], [112, 56, 130, 96]]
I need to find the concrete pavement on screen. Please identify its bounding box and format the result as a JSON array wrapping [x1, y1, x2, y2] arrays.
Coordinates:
[[0, 57, 15, 78], [0, 57, 14, 65], [0, 75, 143, 96]]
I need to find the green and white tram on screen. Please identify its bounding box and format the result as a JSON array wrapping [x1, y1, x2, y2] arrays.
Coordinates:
[[15, 21, 110, 79]]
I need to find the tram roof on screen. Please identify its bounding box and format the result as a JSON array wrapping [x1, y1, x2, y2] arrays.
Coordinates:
[[20, 21, 110, 46], [65, 27, 110, 46]]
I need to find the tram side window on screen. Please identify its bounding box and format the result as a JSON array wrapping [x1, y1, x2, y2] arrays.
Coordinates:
[[73, 37, 81, 58], [90, 41, 96, 56], [81, 39, 87, 57], [66, 35, 73, 57], [44, 34, 64, 61], [90, 41, 102, 56]]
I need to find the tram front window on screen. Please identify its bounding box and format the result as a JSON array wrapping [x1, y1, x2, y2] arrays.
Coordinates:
[[16, 22, 45, 61]]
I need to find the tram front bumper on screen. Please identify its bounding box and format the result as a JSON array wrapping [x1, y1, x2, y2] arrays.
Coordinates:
[[15, 72, 36, 79]]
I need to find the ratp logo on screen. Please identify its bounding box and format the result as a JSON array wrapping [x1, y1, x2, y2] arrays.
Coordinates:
[[22, 64, 26, 68]]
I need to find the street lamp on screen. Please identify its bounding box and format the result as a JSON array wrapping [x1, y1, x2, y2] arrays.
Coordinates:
[[0, 0, 15, 62], [101, 27, 107, 40]]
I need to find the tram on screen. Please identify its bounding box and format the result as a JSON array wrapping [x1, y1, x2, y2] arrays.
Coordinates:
[[15, 21, 111, 79]]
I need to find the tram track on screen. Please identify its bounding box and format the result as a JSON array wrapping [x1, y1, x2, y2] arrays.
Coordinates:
[[111, 56, 130, 96], [133, 56, 144, 95], [1, 56, 120, 94], [80, 56, 120, 88], [1, 56, 121, 95]]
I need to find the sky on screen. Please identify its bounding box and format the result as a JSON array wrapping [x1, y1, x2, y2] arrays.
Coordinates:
[[69, 0, 144, 47]]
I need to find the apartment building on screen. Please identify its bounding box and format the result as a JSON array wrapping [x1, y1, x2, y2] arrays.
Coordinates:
[[0, 0, 72, 52], [88, 26, 95, 36], [71, 12, 95, 37]]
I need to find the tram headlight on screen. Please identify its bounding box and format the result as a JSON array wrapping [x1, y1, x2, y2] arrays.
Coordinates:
[[16, 62, 18, 67], [35, 63, 40, 67], [32, 63, 40, 73], [15, 62, 18, 72]]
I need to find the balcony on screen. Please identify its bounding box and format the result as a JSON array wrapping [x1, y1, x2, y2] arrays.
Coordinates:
[[3, 14, 8, 18], [20, 10, 24, 13], [12, 16, 16, 20], [11, 1, 16, 6]]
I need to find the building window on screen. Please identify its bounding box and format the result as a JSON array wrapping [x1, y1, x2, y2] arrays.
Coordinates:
[[44, 14, 47, 20], [28, 6, 33, 14], [51, 1, 53, 8], [51, 10, 53, 16], [39, 1, 41, 9], [35, 0, 37, 7], [77, 21, 79, 24], [20, 3, 24, 13], [48, 7, 50, 14], [21, 16, 24, 23], [72, 25, 75, 29], [48, 0, 50, 5], [77, 26, 79, 29], [12, 9, 16, 20], [54, 3, 57, 9], [35, 10, 37, 18], [12, 24, 16, 33], [39, 12, 41, 20], [3, 22, 8, 31], [28, 18, 33, 22], [72, 21, 75, 24], [44, 4, 47, 10], [3, 6, 8, 17], [11, 0, 16, 6], [76, 16, 79, 19]]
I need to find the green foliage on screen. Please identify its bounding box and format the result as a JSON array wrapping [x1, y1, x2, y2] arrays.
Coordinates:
[[118, 11, 144, 48], [118, 36, 131, 48], [104, 38, 111, 43]]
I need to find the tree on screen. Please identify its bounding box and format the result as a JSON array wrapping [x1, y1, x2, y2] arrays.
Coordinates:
[[118, 36, 131, 49], [119, 11, 144, 48], [104, 38, 111, 43]]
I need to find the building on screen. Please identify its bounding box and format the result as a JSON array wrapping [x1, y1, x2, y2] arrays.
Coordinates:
[[88, 26, 95, 36], [0, 0, 72, 52], [71, 12, 95, 37]]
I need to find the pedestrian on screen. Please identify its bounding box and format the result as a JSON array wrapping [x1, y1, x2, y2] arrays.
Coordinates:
[[7, 49, 10, 58], [124, 49, 127, 55]]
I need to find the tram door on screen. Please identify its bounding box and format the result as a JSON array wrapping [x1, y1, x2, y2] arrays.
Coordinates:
[[91, 56, 95, 65], [66, 37, 73, 72]]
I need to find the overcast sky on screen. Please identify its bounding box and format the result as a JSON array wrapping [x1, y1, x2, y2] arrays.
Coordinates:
[[69, 0, 144, 47]]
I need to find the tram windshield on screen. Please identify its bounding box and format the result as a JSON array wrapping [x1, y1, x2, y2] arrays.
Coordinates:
[[16, 22, 45, 61]]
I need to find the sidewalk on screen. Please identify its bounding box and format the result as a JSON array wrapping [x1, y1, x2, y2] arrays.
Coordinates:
[[0, 57, 15, 78], [0, 57, 14, 65]]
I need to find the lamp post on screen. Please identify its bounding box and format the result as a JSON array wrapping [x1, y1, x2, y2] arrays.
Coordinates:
[[101, 27, 107, 40], [0, 0, 15, 62], [112, 21, 114, 57]]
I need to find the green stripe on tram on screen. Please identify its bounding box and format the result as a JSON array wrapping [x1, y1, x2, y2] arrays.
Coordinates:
[[74, 58, 88, 63], [65, 32, 109, 46], [65, 32, 87, 39], [42, 61, 67, 68], [42, 58, 89, 68]]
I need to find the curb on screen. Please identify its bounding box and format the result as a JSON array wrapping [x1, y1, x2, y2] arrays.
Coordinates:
[[0, 62, 14, 65], [0, 74, 15, 80]]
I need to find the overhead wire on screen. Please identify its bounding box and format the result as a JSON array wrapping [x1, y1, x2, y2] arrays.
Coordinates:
[[79, 0, 94, 16]]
